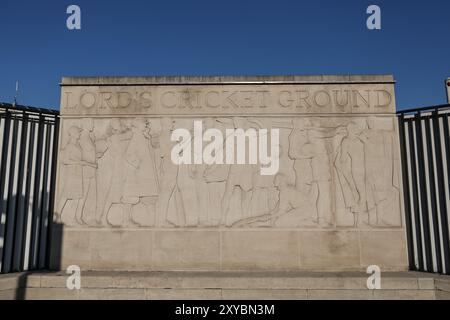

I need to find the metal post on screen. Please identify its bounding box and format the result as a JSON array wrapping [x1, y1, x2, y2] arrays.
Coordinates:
[[45, 116, 60, 269], [424, 116, 442, 273], [29, 113, 45, 270], [0, 110, 11, 273], [407, 118, 424, 270], [2, 116, 19, 273], [11, 113, 29, 272], [398, 114, 416, 270], [414, 113, 433, 271], [432, 112, 450, 274]]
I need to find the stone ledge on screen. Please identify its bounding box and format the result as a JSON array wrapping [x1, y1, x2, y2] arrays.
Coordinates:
[[435, 277, 450, 292], [3, 271, 439, 288], [1, 271, 448, 300], [60, 75, 395, 86], [0, 288, 442, 300]]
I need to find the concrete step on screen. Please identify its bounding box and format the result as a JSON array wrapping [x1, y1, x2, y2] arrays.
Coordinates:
[[1, 271, 449, 300]]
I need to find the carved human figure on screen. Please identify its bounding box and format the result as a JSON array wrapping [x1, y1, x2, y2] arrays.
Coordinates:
[[122, 118, 159, 226], [235, 173, 318, 228], [203, 166, 229, 226], [288, 119, 315, 195], [201, 119, 229, 226], [157, 117, 185, 227], [220, 117, 256, 226], [193, 118, 217, 226], [298, 119, 346, 227], [335, 122, 368, 227], [57, 126, 97, 225], [191, 168, 209, 226], [76, 119, 97, 225], [174, 119, 201, 227], [96, 119, 132, 226], [361, 117, 401, 226], [250, 166, 276, 219], [249, 119, 276, 219], [176, 165, 200, 227]]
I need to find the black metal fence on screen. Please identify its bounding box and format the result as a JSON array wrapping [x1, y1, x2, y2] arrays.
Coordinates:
[[398, 104, 450, 275], [0, 103, 59, 274]]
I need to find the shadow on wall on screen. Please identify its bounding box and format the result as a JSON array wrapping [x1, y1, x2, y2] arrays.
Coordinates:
[[12, 223, 63, 300], [1, 215, 63, 300]]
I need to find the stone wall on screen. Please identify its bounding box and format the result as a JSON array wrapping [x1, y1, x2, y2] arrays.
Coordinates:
[[51, 75, 408, 271]]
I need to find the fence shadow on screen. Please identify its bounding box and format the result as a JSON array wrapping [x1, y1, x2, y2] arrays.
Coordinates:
[[14, 222, 64, 300], [1, 103, 61, 299], [0, 192, 64, 299]]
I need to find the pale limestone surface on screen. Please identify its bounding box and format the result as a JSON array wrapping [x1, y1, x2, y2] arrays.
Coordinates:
[[53, 75, 407, 272], [1, 271, 449, 300]]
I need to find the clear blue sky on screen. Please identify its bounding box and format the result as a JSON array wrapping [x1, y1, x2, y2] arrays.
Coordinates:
[[0, 0, 449, 111]]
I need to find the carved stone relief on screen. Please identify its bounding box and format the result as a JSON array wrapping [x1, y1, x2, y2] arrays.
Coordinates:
[[55, 116, 402, 229]]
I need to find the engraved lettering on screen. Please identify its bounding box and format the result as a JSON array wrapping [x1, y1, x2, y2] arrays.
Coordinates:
[[64, 91, 76, 109], [353, 90, 371, 108], [296, 90, 312, 108], [374, 90, 392, 108], [224, 91, 240, 108], [205, 91, 220, 108], [333, 90, 350, 107], [278, 91, 294, 108], [179, 90, 200, 109], [79, 92, 96, 109], [161, 91, 177, 108], [313, 90, 331, 107], [256, 91, 270, 108], [62, 84, 395, 115], [139, 92, 152, 108], [240, 91, 255, 108], [117, 92, 132, 108], [99, 92, 114, 109]]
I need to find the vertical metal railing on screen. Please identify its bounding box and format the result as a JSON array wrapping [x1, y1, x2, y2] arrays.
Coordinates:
[[0, 103, 59, 274], [398, 104, 450, 275]]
